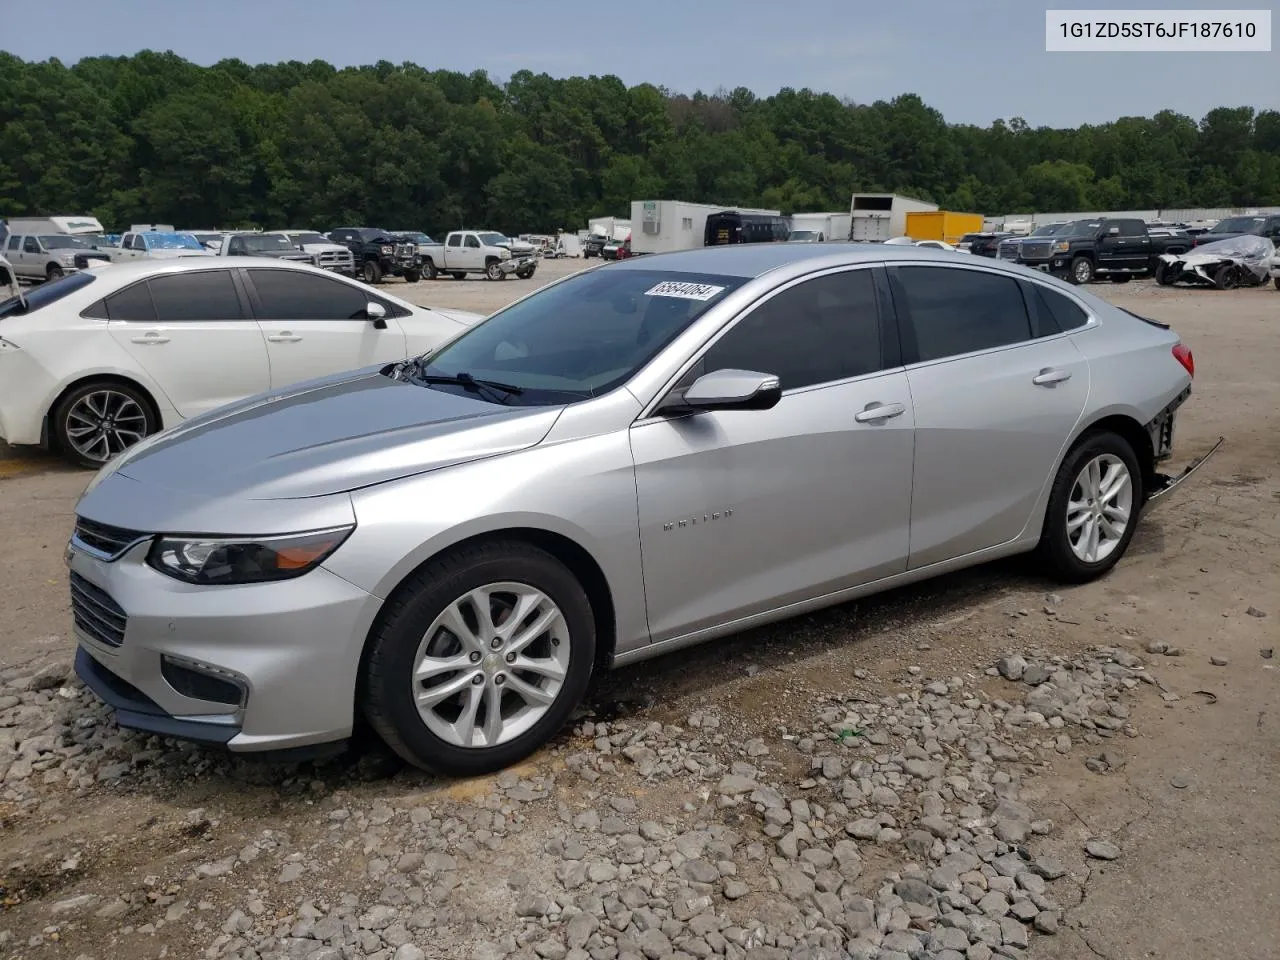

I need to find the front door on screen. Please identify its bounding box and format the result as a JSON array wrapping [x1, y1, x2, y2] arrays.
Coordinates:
[[887, 263, 1090, 569], [630, 266, 916, 642], [105, 268, 272, 418], [241, 267, 407, 389]]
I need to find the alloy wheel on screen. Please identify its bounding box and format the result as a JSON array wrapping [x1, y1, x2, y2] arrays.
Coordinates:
[[411, 582, 570, 749], [64, 389, 148, 464], [1066, 454, 1133, 563]]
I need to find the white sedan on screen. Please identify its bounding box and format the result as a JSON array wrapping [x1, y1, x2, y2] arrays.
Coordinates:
[[0, 258, 483, 467]]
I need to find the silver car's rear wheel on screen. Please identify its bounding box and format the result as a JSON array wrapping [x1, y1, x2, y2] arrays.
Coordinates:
[[361, 540, 596, 775], [1038, 431, 1143, 583], [412, 582, 571, 748], [1066, 454, 1133, 564]]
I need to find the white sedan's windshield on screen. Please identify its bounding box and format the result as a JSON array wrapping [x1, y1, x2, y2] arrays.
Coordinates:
[[418, 269, 746, 405]]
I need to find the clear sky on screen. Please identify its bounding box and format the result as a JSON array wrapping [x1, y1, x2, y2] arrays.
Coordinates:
[[3, 0, 1276, 128]]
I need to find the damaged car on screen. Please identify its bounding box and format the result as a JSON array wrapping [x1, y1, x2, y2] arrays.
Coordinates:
[[1155, 235, 1276, 289]]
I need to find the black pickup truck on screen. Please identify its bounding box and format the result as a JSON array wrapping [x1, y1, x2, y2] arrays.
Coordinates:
[[1191, 213, 1280, 248], [1041, 218, 1194, 284], [327, 227, 422, 284]]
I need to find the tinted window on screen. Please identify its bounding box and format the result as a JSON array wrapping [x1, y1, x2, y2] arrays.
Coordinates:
[[23, 237, 39, 253], [420, 269, 745, 405], [248, 269, 368, 320], [703, 270, 883, 390], [147, 271, 243, 321], [6, 237, 19, 251], [2, 271, 97, 319], [895, 266, 1031, 362], [1117, 220, 1145, 237], [104, 281, 157, 322], [464, 235, 480, 249], [447, 234, 461, 248], [1030, 284, 1088, 334]]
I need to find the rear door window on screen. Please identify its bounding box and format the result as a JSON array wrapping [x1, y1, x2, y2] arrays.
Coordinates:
[[147, 271, 244, 321], [893, 266, 1032, 363]]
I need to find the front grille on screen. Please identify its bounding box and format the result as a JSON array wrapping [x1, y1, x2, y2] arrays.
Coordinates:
[[998, 242, 1020, 260], [396, 243, 415, 259], [317, 250, 353, 267], [70, 572, 127, 648], [74, 517, 148, 560], [1020, 241, 1052, 260]]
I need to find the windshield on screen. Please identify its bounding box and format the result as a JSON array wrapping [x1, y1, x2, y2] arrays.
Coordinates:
[[417, 269, 746, 405], [1031, 223, 1066, 237], [191, 233, 222, 244], [239, 234, 294, 253], [145, 232, 203, 250], [0, 270, 96, 318], [788, 231, 819, 241], [39, 235, 96, 249], [287, 232, 328, 245], [1210, 216, 1264, 234], [398, 232, 431, 243], [1065, 220, 1102, 238], [478, 232, 508, 247]]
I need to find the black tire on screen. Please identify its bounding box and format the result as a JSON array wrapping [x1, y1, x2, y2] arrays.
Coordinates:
[[1109, 275, 1131, 283], [361, 540, 596, 776], [1273, 276, 1280, 290], [1037, 431, 1143, 584], [1067, 256, 1094, 285], [516, 267, 536, 280], [1213, 264, 1239, 290], [452, 272, 466, 281], [362, 260, 382, 285], [46, 263, 64, 282], [422, 259, 438, 280], [1155, 262, 1176, 286], [485, 260, 505, 281], [403, 269, 421, 283], [53, 380, 158, 470]]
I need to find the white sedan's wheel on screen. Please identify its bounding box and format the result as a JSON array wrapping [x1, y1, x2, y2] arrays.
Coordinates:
[[1065, 454, 1133, 563], [411, 582, 571, 748]]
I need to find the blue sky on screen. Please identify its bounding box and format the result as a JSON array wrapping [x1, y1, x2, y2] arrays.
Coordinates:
[[4, 0, 1276, 127]]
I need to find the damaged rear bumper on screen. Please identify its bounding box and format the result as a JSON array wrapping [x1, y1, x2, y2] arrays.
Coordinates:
[[1147, 436, 1225, 504]]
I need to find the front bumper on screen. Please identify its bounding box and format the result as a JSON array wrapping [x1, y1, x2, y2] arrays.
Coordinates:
[[68, 538, 381, 753]]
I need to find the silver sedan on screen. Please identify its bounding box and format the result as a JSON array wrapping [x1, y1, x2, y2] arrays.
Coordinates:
[[68, 244, 1199, 774]]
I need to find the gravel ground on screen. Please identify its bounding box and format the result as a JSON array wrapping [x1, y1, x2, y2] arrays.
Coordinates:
[[1, 268, 1277, 960]]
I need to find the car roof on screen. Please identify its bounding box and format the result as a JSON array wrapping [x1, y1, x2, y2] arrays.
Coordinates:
[[605, 242, 1029, 279], [85, 256, 343, 283]]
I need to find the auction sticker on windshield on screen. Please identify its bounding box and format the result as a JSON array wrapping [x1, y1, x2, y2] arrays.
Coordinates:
[[645, 281, 726, 301]]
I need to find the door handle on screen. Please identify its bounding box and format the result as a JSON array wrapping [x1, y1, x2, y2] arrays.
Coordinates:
[[854, 401, 906, 423], [130, 333, 170, 344], [267, 333, 302, 343], [1033, 367, 1072, 386]]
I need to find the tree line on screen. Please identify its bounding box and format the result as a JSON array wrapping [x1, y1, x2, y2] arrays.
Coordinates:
[[1, 50, 1278, 235]]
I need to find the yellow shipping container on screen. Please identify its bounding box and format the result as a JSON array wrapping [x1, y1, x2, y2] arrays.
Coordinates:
[[904, 211, 985, 245]]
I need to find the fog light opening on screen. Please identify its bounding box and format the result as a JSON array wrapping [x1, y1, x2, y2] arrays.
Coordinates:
[[161, 655, 247, 708]]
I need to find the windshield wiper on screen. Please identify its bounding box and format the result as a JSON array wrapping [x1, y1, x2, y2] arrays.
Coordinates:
[[401, 362, 524, 403]]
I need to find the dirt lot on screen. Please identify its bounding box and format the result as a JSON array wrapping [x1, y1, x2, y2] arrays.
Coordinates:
[[0, 265, 1277, 960]]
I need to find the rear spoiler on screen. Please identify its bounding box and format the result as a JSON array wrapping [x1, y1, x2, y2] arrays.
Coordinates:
[[1118, 306, 1170, 330]]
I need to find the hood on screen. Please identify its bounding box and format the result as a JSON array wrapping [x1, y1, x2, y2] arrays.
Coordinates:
[[112, 369, 564, 500], [424, 306, 486, 327], [299, 242, 350, 253]]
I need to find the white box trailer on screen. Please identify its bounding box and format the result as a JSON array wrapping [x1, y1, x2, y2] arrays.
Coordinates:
[[848, 194, 938, 242], [588, 217, 631, 241], [4, 215, 106, 236], [789, 212, 852, 241], [630, 200, 782, 254]]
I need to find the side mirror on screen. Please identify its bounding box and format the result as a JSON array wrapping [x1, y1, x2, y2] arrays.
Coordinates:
[[366, 301, 388, 329], [662, 369, 782, 414]]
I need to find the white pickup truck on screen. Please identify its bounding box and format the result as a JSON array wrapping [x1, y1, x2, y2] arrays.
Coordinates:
[[105, 230, 215, 262], [418, 230, 538, 281]]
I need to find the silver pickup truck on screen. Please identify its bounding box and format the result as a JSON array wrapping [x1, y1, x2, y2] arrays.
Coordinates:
[[2, 232, 114, 281], [417, 230, 538, 281]]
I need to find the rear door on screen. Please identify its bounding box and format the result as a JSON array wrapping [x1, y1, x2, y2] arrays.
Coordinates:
[[241, 267, 407, 389], [1116, 218, 1152, 270], [888, 263, 1090, 569], [12, 236, 35, 278], [105, 269, 272, 418]]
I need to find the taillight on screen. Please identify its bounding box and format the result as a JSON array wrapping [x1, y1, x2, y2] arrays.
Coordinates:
[[1172, 343, 1194, 378]]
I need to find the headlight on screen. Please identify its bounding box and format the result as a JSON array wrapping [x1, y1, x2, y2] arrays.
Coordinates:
[[61, 254, 77, 265], [1053, 241, 1070, 252], [146, 526, 354, 585], [499, 248, 511, 259], [380, 245, 394, 255]]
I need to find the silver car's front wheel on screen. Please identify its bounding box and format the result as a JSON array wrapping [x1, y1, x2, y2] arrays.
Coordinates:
[[1066, 454, 1133, 563], [412, 583, 571, 748], [361, 540, 596, 775]]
